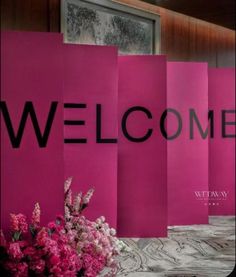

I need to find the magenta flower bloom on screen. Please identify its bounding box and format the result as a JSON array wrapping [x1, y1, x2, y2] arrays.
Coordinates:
[[7, 242, 23, 260], [10, 213, 28, 234], [29, 259, 45, 274], [0, 180, 122, 276], [31, 202, 40, 226]]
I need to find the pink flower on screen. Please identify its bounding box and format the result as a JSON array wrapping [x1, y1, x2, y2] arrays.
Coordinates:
[[50, 265, 62, 275], [65, 189, 72, 206], [18, 240, 29, 248], [0, 229, 6, 246], [83, 189, 94, 205], [23, 246, 37, 257], [81, 232, 88, 240], [48, 221, 58, 230], [82, 253, 93, 269], [82, 252, 105, 277], [85, 270, 97, 277], [1, 179, 120, 277], [74, 192, 82, 212], [56, 215, 65, 226], [29, 259, 45, 273], [7, 242, 24, 260], [10, 213, 28, 234], [5, 261, 28, 277], [64, 177, 73, 193], [26, 247, 44, 261], [51, 232, 60, 241], [36, 228, 48, 246], [17, 262, 28, 277], [31, 202, 40, 226], [49, 254, 60, 266], [17, 214, 28, 234], [65, 206, 71, 221], [10, 214, 19, 232], [44, 238, 59, 256]]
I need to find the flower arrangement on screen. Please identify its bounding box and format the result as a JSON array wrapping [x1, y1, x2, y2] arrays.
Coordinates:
[[0, 178, 127, 276]]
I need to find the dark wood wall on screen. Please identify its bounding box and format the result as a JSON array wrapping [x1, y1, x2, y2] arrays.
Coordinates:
[[117, 0, 235, 67], [1, 0, 60, 32], [1, 0, 235, 67], [160, 7, 235, 67], [143, 0, 236, 30]]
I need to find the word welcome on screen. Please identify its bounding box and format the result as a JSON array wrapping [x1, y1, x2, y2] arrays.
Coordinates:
[[0, 101, 235, 148]]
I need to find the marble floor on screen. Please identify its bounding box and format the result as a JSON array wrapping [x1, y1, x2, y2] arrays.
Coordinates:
[[107, 216, 235, 277]]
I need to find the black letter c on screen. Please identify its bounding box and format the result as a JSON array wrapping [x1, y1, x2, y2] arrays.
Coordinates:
[[122, 106, 153, 142]]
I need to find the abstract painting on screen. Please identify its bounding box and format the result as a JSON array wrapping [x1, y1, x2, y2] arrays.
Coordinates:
[[61, 0, 160, 54]]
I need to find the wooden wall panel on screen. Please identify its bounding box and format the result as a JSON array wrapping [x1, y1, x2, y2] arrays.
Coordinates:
[[161, 9, 190, 61], [217, 31, 235, 67], [115, 0, 235, 67], [0, 0, 60, 32], [143, 0, 236, 30], [0, 0, 235, 68], [1, 0, 15, 30], [189, 19, 211, 63], [48, 0, 60, 32]]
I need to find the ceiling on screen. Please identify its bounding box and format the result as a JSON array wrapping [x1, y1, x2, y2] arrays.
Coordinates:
[[142, 0, 236, 30]]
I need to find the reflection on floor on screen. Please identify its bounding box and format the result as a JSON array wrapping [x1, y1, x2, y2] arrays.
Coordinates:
[[114, 216, 235, 277]]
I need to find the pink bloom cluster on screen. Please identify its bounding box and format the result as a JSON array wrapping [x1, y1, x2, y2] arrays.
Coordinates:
[[1, 204, 82, 276], [31, 202, 40, 227], [0, 179, 126, 276], [64, 178, 127, 277], [10, 213, 28, 234], [64, 177, 94, 215]]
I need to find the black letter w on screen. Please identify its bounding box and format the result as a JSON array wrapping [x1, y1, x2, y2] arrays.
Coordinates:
[[0, 101, 58, 148]]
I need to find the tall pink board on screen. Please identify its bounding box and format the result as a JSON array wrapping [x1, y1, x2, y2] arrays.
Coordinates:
[[118, 56, 167, 237], [63, 44, 118, 228], [209, 68, 235, 215], [167, 62, 209, 225], [0, 32, 64, 231]]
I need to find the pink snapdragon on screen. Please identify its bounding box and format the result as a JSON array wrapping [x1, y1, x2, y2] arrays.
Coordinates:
[[10, 214, 19, 232], [10, 213, 28, 234], [0, 179, 123, 276], [0, 229, 6, 246], [65, 189, 72, 206], [29, 259, 45, 274], [64, 176, 73, 193], [83, 188, 94, 205], [74, 192, 82, 212], [31, 202, 40, 226], [5, 261, 28, 277], [8, 242, 24, 260], [62, 177, 127, 275]]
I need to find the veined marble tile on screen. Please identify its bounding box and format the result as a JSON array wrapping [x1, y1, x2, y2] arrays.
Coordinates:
[[101, 216, 235, 277]]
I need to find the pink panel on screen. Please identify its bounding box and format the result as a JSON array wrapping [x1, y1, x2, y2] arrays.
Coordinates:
[[118, 56, 167, 237], [0, 31, 64, 231], [209, 68, 235, 215], [63, 44, 118, 228], [167, 62, 209, 225]]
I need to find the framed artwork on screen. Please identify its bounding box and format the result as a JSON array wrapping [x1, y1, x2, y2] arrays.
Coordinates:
[[61, 0, 161, 54]]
